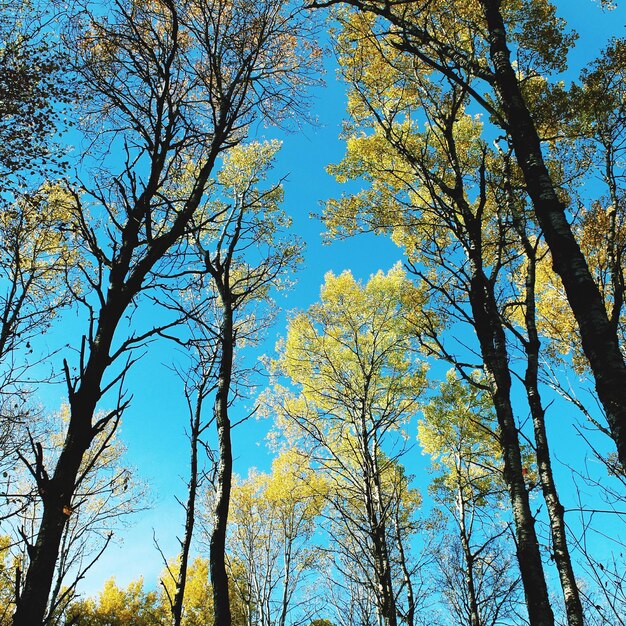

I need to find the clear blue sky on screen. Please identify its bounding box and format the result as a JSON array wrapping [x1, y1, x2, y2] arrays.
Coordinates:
[[67, 0, 626, 595]]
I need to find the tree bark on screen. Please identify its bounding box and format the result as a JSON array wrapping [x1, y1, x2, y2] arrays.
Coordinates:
[[393, 508, 415, 626], [515, 222, 585, 626], [171, 381, 207, 626], [209, 300, 234, 626], [455, 469, 482, 626], [479, 0, 626, 468], [360, 411, 398, 626], [467, 259, 555, 626], [523, 319, 585, 626]]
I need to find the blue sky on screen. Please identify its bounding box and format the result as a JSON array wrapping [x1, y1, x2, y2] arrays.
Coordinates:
[[62, 0, 626, 596]]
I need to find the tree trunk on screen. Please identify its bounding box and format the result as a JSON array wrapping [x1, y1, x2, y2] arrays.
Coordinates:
[[524, 338, 585, 626], [393, 509, 415, 626], [517, 225, 585, 626], [278, 528, 292, 626], [361, 415, 398, 626], [171, 385, 206, 626], [13, 297, 123, 626], [479, 0, 626, 468], [12, 425, 91, 626], [468, 258, 554, 626], [209, 301, 234, 626], [456, 472, 482, 626]]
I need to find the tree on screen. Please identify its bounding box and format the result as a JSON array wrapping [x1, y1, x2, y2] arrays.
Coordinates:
[[159, 139, 303, 624], [159, 331, 218, 626], [322, 21, 574, 621], [499, 149, 586, 626], [269, 267, 427, 626], [11, 1, 316, 623], [308, 0, 626, 472], [322, 458, 425, 626], [194, 139, 304, 626]]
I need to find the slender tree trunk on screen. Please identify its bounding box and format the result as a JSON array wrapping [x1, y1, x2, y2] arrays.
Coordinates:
[[479, 0, 626, 468], [393, 509, 415, 626], [171, 385, 206, 626], [278, 528, 292, 626], [523, 325, 585, 626], [371, 522, 397, 626], [523, 251, 584, 625], [467, 257, 554, 626], [456, 473, 481, 626], [209, 300, 234, 626], [360, 415, 398, 626]]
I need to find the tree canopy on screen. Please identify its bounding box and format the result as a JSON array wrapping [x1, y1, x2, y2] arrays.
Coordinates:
[[1, 2, 626, 626]]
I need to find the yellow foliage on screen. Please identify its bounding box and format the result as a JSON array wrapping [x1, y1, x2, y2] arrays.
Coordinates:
[[66, 576, 167, 625], [159, 557, 213, 626], [278, 265, 427, 424], [419, 370, 507, 508]]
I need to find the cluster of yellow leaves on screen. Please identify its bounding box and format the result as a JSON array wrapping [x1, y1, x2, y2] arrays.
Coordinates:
[[160, 557, 214, 626], [64, 556, 249, 625], [0, 183, 81, 295], [217, 140, 281, 194], [65, 577, 166, 626], [231, 449, 326, 537], [503, 0, 577, 74], [278, 265, 427, 425], [419, 370, 505, 506]]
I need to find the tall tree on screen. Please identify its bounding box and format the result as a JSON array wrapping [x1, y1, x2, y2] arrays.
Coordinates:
[[499, 149, 585, 626], [11, 2, 315, 623], [270, 267, 427, 626], [309, 0, 626, 469], [158, 320, 218, 626], [196, 140, 303, 626], [420, 371, 524, 626], [324, 22, 561, 622], [227, 450, 324, 626]]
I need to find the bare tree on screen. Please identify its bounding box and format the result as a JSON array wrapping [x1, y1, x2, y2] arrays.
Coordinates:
[[160, 342, 217, 626], [11, 1, 316, 623]]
